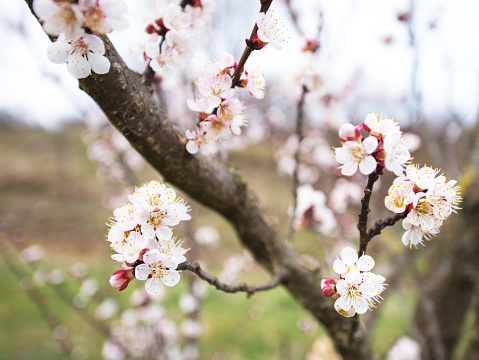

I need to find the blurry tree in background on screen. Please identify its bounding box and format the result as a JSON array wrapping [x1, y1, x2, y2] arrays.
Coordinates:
[[1, 0, 479, 359]]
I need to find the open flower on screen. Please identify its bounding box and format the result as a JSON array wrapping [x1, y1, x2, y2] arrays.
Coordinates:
[[333, 247, 375, 277], [384, 181, 414, 213], [135, 250, 181, 295], [334, 136, 378, 176], [34, 0, 83, 38], [196, 73, 235, 108], [255, 9, 288, 50], [47, 32, 110, 78], [335, 271, 379, 315]]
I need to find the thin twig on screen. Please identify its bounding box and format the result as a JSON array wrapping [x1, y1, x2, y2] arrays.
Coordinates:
[[231, 0, 274, 86], [367, 211, 408, 239], [357, 166, 383, 255], [288, 85, 308, 240], [177, 260, 284, 298]]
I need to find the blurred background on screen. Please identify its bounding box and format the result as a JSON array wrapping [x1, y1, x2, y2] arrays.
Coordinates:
[[1, 0, 479, 359]]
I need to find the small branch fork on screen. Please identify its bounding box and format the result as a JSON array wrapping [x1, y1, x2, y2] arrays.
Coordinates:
[[177, 261, 284, 298], [357, 166, 408, 255]]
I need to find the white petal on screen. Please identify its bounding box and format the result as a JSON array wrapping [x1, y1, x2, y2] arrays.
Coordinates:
[[344, 271, 363, 285], [47, 40, 71, 64], [353, 296, 369, 314], [335, 279, 347, 295], [334, 147, 352, 164], [341, 161, 358, 176], [340, 247, 358, 265], [336, 294, 351, 311], [333, 259, 347, 275], [135, 264, 151, 280], [88, 53, 110, 74], [356, 255, 375, 271], [83, 34, 105, 54], [363, 136, 379, 154], [359, 156, 377, 175], [145, 277, 163, 295], [162, 270, 180, 287], [144, 41, 160, 58], [67, 53, 91, 78]]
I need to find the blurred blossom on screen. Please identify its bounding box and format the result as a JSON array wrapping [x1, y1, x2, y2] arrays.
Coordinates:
[[219, 252, 255, 283], [387, 336, 421, 360], [68, 262, 88, 279], [329, 178, 363, 214], [294, 184, 337, 235], [94, 298, 119, 320], [179, 292, 199, 314], [33, 267, 49, 285], [401, 133, 421, 152], [191, 280, 208, 299], [102, 340, 125, 360], [79, 277, 99, 298], [194, 225, 220, 248], [181, 319, 203, 338], [182, 343, 200, 360], [48, 269, 64, 285], [297, 316, 318, 333], [20, 244, 44, 263], [130, 287, 164, 307], [53, 325, 68, 340]]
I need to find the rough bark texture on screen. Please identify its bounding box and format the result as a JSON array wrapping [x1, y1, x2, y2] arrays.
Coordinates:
[[24, 1, 373, 356]]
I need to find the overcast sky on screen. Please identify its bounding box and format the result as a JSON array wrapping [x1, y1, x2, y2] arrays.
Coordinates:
[[1, 0, 479, 130]]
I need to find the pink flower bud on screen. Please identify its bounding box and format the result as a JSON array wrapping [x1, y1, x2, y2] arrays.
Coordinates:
[[339, 123, 361, 142], [321, 278, 338, 297], [374, 146, 386, 166], [109, 269, 134, 291]]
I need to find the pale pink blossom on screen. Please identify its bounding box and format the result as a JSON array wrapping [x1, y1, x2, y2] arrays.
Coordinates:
[[202, 115, 232, 141], [256, 9, 288, 50], [79, 0, 129, 34], [33, 0, 83, 38], [333, 247, 375, 277], [185, 129, 216, 155], [363, 112, 400, 139], [196, 73, 235, 108], [334, 136, 378, 176], [47, 32, 110, 78]]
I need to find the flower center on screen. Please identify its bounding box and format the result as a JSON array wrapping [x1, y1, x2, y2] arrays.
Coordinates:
[[151, 261, 169, 278], [148, 210, 167, 227], [71, 37, 90, 56]]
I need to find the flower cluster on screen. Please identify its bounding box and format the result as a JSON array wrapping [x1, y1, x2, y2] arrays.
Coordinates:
[[143, 0, 214, 76], [385, 164, 462, 248], [34, 0, 129, 78], [334, 112, 413, 176], [107, 181, 191, 295], [184, 52, 267, 155], [322, 247, 386, 317]]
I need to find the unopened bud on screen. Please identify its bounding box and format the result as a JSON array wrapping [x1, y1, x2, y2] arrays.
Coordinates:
[[339, 123, 361, 142], [109, 269, 134, 291], [321, 278, 338, 297]]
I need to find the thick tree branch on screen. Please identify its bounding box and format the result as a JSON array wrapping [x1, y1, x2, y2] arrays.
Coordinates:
[[178, 261, 283, 298]]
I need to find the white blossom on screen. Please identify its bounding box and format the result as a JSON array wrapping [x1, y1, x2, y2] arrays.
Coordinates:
[[333, 247, 375, 277], [334, 136, 378, 176], [256, 9, 288, 50], [47, 32, 110, 78], [135, 250, 180, 295]]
